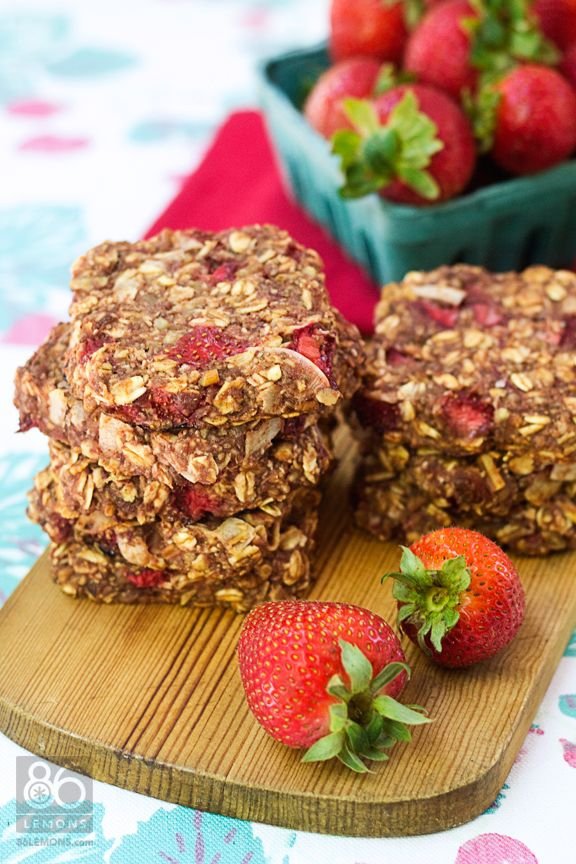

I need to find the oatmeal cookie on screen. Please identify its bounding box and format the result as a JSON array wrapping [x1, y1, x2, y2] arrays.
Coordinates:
[[64, 225, 364, 429], [353, 454, 576, 555], [15, 323, 333, 502], [46, 427, 332, 524], [46, 491, 320, 611], [29, 467, 320, 577], [355, 264, 576, 460]]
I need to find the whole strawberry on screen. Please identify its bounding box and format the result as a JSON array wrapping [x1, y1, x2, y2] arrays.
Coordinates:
[[237, 600, 430, 772], [404, 0, 478, 100], [330, 0, 408, 64], [385, 527, 525, 668], [304, 58, 383, 140], [332, 84, 476, 205], [486, 64, 576, 174]]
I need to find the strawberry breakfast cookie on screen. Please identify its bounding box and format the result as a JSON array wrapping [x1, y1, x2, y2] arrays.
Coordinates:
[[14, 225, 364, 608], [352, 264, 576, 554], [64, 225, 363, 430], [14, 321, 332, 503], [45, 490, 321, 610], [41, 427, 331, 526], [28, 473, 320, 608]]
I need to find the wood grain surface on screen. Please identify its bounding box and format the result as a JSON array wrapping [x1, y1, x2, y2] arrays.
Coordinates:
[[0, 437, 575, 837]]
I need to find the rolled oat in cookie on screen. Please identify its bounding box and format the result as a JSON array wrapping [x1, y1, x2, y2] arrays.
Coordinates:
[[64, 225, 364, 429]]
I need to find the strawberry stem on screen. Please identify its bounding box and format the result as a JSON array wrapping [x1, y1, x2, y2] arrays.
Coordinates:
[[302, 639, 431, 772], [384, 0, 429, 30], [384, 547, 471, 653], [426, 586, 450, 613], [465, 0, 559, 74], [462, 82, 501, 152], [373, 64, 418, 97], [331, 93, 442, 201]]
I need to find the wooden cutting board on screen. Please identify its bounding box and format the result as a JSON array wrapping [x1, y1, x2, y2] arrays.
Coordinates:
[[0, 437, 575, 838]]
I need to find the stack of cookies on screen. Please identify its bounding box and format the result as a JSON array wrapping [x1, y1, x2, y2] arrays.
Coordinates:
[[352, 264, 576, 555], [14, 225, 364, 609]]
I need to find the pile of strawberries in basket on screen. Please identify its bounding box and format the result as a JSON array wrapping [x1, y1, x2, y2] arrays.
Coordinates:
[[304, 0, 576, 205]]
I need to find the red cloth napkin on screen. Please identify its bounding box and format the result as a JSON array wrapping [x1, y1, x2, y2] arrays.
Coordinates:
[[146, 110, 378, 334]]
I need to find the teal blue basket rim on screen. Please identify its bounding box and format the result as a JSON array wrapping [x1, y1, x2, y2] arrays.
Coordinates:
[[261, 44, 576, 225]]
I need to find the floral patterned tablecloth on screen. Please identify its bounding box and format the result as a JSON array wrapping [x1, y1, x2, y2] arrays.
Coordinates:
[[0, 1, 574, 861]]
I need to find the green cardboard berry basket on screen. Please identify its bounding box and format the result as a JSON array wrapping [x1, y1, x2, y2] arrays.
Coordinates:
[[260, 44, 576, 285]]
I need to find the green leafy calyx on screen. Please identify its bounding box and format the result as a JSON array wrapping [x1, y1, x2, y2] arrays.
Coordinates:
[[462, 79, 502, 152], [302, 639, 430, 773], [384, 0, 429, 31], [384, 547, 471, 654], [331, 93, 443, 202], [465, 0, 560, 75], [373, 64, 417, 97]]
